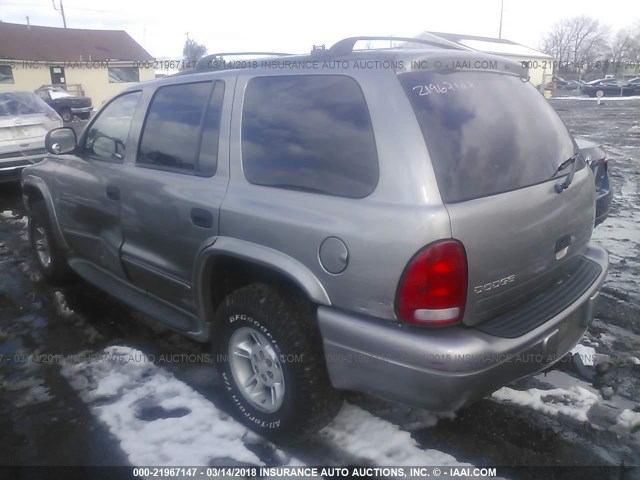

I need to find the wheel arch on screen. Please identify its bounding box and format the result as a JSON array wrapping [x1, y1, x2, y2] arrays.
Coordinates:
[[194, 237, 331, 337], [22, 175, 70, 251]]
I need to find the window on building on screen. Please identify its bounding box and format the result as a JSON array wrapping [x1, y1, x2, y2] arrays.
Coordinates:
[[241, 75, 379, 198], [137, 81, 225, 176], [84, 91, 141, 162], [0, 65, 14, 84], [108, 66, 140, 83]]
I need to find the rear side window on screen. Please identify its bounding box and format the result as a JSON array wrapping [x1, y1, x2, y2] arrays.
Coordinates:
[[0, 92, 51, 116], [242, 75, 378, 198], [138, 81, 225, 175], [398, 71, 578, 203]]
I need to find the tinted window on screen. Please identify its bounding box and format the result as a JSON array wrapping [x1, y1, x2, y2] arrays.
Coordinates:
[[242, 75, 378, 198], [399, 71, 578, 203], [138, 81, 224, 175], [108, 67, 140, 83], [84, 92, 141, 161]]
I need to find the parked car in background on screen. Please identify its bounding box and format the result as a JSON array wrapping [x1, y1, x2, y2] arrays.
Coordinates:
[[0, 91, 63, 183], [581, 78, 636, 97], [575, 136, 613, 226], [563, 80, 581, 90], [35, 86, 93, 122]]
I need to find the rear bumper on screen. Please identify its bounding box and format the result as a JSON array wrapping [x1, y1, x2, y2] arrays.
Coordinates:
[[318, 243, 608, 412], [595, 186, 613, 226], [0, 155, 46, 183]]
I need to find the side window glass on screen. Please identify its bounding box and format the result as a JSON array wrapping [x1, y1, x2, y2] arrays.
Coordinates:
[[138, 81, 223, 175], [241, 75, 379, 198], [84, 91, 141, 162]]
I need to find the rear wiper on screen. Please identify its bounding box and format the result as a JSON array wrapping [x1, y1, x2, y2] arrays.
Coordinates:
[[553, 152, 579, 177], [553, 152, 580, 193]]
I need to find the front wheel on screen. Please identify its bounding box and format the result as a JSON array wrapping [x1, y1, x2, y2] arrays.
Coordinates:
[[60, 108, 73, 122], [215, 283, 341, 442], [28, 201, 73, 284]]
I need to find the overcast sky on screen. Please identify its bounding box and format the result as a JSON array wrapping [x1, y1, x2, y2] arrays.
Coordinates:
[[1, 0, 638, 59]]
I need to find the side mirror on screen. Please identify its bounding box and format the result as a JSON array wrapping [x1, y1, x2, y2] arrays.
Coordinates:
[[45, 127, 77, 155]]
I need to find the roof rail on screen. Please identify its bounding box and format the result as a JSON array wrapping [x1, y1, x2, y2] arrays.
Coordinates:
[[192, 52, 292, 72], [326, 35, 472, 56]]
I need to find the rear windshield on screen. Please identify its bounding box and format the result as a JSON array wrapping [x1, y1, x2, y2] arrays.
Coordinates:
[[398, 71, 577, 203], [0, 92, 52, 116]]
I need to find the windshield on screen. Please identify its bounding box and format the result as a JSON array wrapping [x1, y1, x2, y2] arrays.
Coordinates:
[[0, 91, 54, 116], [398, 71, 578, 203]]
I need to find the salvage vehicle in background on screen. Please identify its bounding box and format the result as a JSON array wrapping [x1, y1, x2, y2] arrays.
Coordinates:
[[35, 86, 93, 122], [0, 91, 63, 183], [22, 36, 609, 441]]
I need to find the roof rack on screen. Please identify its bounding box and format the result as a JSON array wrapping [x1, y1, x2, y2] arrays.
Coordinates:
[[324, 35, 473, 57], [192, 52, 293, 72]]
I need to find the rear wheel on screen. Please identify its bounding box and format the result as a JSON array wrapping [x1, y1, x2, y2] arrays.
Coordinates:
[[215, 283, 341, 442], [60, 108, 73, 123], [28, 201, 72, 284]]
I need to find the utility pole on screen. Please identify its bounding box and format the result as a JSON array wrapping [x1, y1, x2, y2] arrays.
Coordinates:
[[498, 0, 504, 39], [52, 0, 67, 28]]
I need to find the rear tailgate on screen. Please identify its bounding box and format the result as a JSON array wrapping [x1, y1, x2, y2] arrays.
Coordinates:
[[399, 68, 596, 326]]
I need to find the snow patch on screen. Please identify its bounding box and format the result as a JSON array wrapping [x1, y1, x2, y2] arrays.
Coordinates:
[[492, 385, 599, 422], [320, 402, 467, 467], [597, 333, 617, 348], [570, 344, 596, 366], [53, 291, 76, 319], [0, 210, 27, 226], [551, 95, 640, 101], [614, 409, 640, 433], [61, 345, 261, 467]]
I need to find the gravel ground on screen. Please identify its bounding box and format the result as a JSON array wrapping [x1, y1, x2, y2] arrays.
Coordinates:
[[0, 100, 639, 478]]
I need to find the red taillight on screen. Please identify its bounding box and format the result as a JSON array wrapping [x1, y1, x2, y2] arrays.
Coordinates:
[[397, 240, 467, 327]]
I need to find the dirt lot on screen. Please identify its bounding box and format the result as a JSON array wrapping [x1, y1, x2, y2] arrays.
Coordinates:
[[0, 99, 639, 479]]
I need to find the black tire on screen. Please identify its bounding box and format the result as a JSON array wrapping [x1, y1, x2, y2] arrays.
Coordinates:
[[60, 108, 73, 123], [77, 112, 90, 121], [28, 201, 73, 285], [215, 283, 341, 442]]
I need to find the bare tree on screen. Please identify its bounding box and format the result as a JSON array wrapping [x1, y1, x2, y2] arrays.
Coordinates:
[[610, 30, 632, 65], [625, 22, 640, 63], [183, 38, 208, 64], [541, 16, 610, 73]]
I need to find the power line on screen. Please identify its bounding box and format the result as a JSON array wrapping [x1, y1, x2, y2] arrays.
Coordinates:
[[52, 0, 66, 28]]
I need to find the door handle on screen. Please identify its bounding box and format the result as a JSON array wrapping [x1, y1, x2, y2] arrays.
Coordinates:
[[190, 208, 213, 229], [105, 185, 120, 201]]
